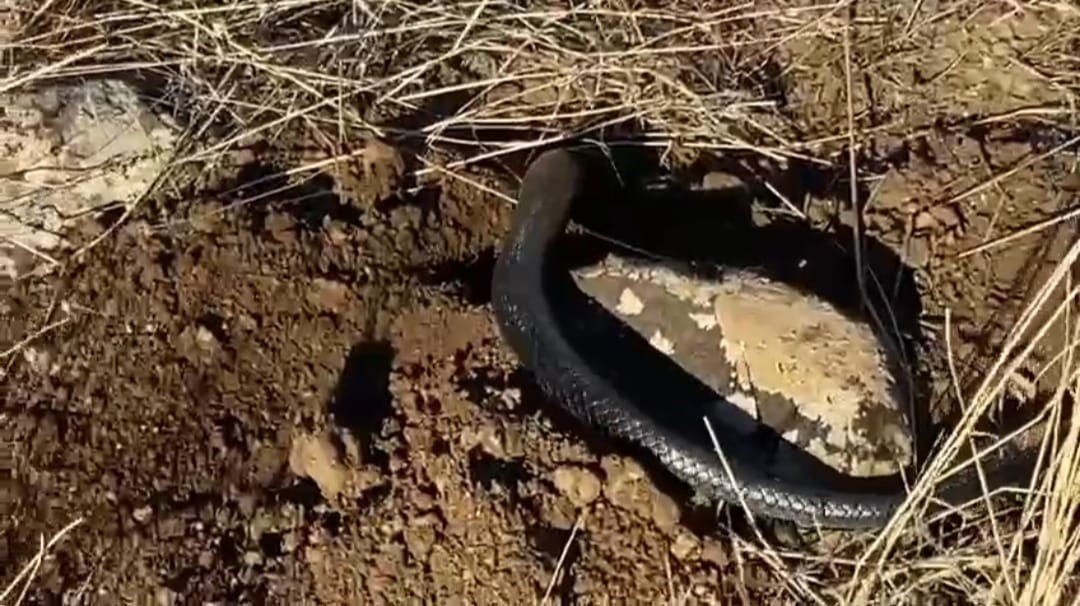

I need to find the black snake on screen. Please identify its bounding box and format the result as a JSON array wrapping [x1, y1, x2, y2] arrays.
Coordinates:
[[489, 146, 1040, 530]]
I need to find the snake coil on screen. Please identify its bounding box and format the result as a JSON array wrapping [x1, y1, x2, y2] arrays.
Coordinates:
[[490, 147, 1038, 529]]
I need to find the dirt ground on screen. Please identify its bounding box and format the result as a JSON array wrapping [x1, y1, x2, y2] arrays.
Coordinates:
[[1, 143, 748, 603], [2, 2, 1079, 605]]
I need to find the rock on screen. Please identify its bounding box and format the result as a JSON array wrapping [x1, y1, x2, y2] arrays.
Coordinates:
[[600, 456, 649, 513], [574, 255, 914, 479], [913, 210, 938, 231], [132, 506, 153, 523], [155, 587, 178, 606], [0, 79, 177, 278], [281, 531, 300, 554], [177, 324, 220, 363], [669, 530, 699, 561], [649, 491, 680, 533], [600, 456, 681, 532], [550, 466, 602, 508], [701, 540, 728, 568], [537, 493, 578, 530], [700, 171, 746, 192], [288, 431, 347, 499], [20, 345, 55, 375], [194, 326, 218, 349], [907, 236, 931, 268], [710, 271, 914, 476], [403, 515, 440, 560], [307, 278, 351, 313], [929, 203, 963, 229]]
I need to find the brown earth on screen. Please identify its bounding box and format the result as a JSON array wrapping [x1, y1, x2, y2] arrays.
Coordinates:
[[0, 146, 756, 604], [2, 3, 1078, 605]]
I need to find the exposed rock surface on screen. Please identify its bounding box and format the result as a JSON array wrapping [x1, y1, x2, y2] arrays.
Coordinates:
[[0, 78, 177, 278]]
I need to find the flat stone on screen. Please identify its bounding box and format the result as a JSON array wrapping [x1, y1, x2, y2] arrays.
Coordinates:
[[0, 79, 178, 278], [571, 254, 914, 479]]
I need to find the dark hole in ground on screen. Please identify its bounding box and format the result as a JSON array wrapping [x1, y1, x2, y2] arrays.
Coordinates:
[[431, 436, 452, 456], [454, 363, 522, 418], [353, 483, 392, 514], [95, 205, 127, 231], [561, 146, 923, 339], [329, 340, 395, 467], [272, 478, 323, 510], [412, 245, 498, 306], [218, 532, 242, 567], [213, 162, 363, 233], [466, 447, 531, 499], [258, 531, 284, 559], [566, 142, 924, 384], [319, 510, 343, 536], [164, 567, 197, 594], [197, 312, 230, 345], [214, 414, 248, 453], [417, 391, 442, 416]]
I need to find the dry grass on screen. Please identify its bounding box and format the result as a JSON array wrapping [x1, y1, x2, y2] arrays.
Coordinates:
[[0, 517, 83, 605], [2, 0, 1079, 604]]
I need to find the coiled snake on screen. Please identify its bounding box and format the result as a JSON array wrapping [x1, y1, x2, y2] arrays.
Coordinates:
[[490, 147, 1040, 530]]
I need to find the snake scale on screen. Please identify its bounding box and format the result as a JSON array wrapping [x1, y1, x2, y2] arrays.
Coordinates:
[[490, 147, 1039, 529]]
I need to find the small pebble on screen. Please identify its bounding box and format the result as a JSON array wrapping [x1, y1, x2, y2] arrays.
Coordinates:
[[551, 466, 602, 508], [194, 325, 217, 348], [650, 491, 680, 533], [648, 330, 675, 355], [305, 546, 324, 565], [155, 587, 177, 606], [906, 236, 931, 268], [132, 506, 152, 523], [670, 530, 699, 561], [616, 288, 644, 316], [929, 203, 962, 228], [913, 210, 937, 231], [701, 540, 728, 568], [700, 171, 745, 191], [281, 531, 299, 554]]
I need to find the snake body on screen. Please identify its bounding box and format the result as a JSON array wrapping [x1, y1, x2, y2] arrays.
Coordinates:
[[490, 147, 1038, 529]]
